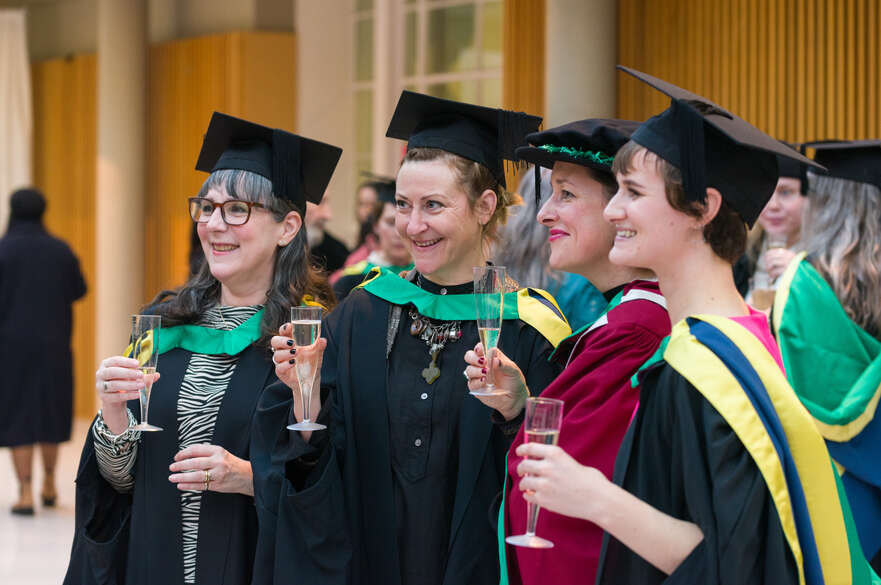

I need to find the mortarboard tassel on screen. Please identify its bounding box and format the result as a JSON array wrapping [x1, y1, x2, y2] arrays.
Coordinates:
[[272, 129, 304, 213]]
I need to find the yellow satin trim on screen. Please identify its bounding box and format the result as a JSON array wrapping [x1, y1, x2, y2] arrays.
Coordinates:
[[668, 315, 852, 585], [515, 288, 571, 348], [124, 329, 154, 366], [339, 260, 369, 277], [772, 250, 807, 334]]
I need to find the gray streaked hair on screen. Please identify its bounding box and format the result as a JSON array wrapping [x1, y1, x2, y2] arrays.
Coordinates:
[[491, 167, 559, 290], [802, 172, 881, 338]]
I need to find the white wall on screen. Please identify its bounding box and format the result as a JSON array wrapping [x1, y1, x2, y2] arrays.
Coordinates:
[[295, 0, 356, 246]]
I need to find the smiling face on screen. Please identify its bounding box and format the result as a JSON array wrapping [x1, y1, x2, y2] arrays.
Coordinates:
[[757, 177, 805, 245], [394, 158, 493, 285], [536, 161, 617, 279], [197, 185, 298, 300], [605, 148, 702, 273]]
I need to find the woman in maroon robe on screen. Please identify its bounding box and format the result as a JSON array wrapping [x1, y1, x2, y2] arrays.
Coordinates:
[[463, 119, 670, 585]]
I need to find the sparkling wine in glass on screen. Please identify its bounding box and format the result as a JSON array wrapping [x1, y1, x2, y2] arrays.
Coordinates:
[[471, 265, 506, 397], [287, 306, 326, 432], [506, 397, 564, 549], [129, 315, 163, 431]]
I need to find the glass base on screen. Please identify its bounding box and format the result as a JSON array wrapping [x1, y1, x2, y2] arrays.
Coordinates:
[[287, 421, 327, 431], [470, 386, 506, 397], [130, 423, 163, 432], [505, 533, 554, 548]]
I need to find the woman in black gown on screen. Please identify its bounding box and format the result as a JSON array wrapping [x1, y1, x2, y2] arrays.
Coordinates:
[[64, 112, 340, 585], [252, 91, 570, 585]]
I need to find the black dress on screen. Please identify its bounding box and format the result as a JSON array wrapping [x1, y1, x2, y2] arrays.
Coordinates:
[[0, 219, 86, 446], [252, 277, 564, 585]]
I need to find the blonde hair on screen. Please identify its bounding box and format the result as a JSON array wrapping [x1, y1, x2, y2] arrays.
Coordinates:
[[402, 147, 517, 247], [802, 172, 881, 338]]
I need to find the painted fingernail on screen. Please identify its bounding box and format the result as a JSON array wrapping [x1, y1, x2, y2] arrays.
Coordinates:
[[290, 348, 296, 355], [478, 358, 485, 365], [287, 339, 293, 347], [289, 359, 295, 364], [481, 368, 487, 374], [481, 376, 486, 382]]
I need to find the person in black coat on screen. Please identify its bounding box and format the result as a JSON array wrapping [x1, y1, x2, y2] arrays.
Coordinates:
[[0, 188, 86, 515]]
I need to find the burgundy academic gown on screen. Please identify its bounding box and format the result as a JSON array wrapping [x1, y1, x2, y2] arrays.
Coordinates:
[[503, 280, 670, 585]]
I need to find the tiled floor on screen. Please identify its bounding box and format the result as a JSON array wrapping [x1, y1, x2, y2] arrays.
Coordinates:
[[0, 419, 88, 584]]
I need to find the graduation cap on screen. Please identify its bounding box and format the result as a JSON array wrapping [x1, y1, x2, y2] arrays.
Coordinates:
[[515, 118, 641, 206], [385, 90, 542, 188], [359, 171, 396, 205], [195, 111, 342, 215], [618, 66, 822, 227], [801, 139, 881, 191], [775, 142, 809, 194]]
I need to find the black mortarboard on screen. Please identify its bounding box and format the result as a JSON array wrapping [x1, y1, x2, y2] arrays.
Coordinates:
[[359, 171, 396, 205], [515, 118, 641, 206], [618, 66, 822, 227], [195, 112, 342, 215], [775, 142, 809, 195], [385, 90, 542, 188], [801, 139, 881, 191]]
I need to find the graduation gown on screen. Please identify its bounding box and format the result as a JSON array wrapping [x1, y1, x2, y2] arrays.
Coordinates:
[[597, 314, 874, 585], [773, 253, 881, 564], [252, 270, 569, 585], [500, 280, 669, 585], [64, 317, 276, 585], [331, 260, 413, 302], [0, 220, 86, 446]]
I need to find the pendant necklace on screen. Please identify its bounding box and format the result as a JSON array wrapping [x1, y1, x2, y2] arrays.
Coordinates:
[[408, 307, 463, 384]]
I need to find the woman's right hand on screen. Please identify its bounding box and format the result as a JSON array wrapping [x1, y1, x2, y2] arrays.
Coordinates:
[[464, 343, 529, 421], [96, 356, 159, 435], [271, 323, 326, 439]]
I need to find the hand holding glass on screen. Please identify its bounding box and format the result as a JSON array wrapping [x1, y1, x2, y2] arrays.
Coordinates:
[[506, 397, 564, 548], [471, 266, 506, 397], [130, 315, 163, 431], [287, 306, 326, 432]]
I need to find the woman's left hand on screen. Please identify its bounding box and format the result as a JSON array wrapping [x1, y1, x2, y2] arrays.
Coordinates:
[[515, 442, 609, 523], [168, 444, 254, 496]]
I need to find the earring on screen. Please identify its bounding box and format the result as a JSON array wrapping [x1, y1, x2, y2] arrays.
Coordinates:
[[278, 240, 287, 247]]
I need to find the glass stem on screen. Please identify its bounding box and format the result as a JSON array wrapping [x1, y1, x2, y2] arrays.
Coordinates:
[[525, 501, 540, 537], [486, 346, 495, 388], [139, 384, 150, 425]]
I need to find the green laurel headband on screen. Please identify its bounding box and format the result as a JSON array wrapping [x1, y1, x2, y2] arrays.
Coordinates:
[[537, 144, 614, 167]]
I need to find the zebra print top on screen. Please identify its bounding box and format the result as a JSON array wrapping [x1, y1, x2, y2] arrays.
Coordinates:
[[92, 304, 262, 585]]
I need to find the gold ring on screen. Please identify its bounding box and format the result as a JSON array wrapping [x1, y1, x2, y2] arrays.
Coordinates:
[[204, 470, 211, 490]]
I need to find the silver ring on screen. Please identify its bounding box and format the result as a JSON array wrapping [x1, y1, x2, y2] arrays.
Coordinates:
[[463, 369, 469, 381], [103, 381, 109, 392]]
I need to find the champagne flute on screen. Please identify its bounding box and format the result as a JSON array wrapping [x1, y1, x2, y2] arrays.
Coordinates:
[[287, 306, 326, 431], [506, 397, 564, 549], [129, 315, 163, 431], [471, 266, 506, 397]]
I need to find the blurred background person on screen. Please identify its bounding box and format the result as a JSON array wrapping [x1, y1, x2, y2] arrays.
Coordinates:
[[306, 191, 350, 274], [332, 177, 412, 301], [773, 140, 881, 572], [0, 188, 86, 515], [494, 167, 606, 330], [332, 175, 397, 280], [736, 148, 808, 307]]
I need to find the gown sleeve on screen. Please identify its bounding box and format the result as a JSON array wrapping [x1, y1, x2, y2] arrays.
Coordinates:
[[251, 308, 352, 585], [91, 408, 140, 493], [600, 365, 798, 585]]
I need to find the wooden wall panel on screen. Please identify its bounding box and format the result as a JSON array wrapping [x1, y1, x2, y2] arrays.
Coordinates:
[[503, 0, 545, 189], [145, 31, 296, 301], [31, 54, 98, 419], [617, 0, 881, 143]]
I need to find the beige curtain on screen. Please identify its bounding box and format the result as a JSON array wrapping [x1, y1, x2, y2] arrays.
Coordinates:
[[0, 8, 31, 231]]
